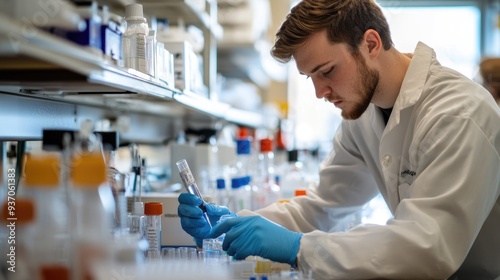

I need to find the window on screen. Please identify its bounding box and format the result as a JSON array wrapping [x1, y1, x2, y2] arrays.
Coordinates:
[[382, 5, 481, 78]]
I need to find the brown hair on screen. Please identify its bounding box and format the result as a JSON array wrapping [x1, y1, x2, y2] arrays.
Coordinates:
[[271, 0, 393, 63]]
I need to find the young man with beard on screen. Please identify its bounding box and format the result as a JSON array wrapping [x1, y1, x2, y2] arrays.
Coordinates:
[[178, 0, 500, 279]]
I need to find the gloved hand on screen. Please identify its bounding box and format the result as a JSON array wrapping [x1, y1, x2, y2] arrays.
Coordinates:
[[178, 192, 236, 247], [210, 216, 303, 265]]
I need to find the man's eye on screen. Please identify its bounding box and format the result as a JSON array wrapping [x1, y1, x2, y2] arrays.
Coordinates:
[[322, 67, 334, 76]]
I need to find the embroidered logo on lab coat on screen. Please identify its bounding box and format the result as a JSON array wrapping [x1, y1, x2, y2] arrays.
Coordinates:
[[400, 169, 416, 177], [399, 168, 417, 187]]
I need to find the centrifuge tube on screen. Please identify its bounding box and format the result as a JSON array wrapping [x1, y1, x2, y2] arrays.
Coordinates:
[[176, 159, 212, 228]]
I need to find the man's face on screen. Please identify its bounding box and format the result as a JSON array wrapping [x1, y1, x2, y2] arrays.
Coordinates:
[[293, 30, 379, 120]]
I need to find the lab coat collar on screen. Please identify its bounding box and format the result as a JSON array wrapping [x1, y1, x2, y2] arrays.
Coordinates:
[[385, 42, 435, 132]]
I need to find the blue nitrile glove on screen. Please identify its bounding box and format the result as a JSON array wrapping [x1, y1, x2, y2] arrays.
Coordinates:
[[178, 192, 236, 247], [210, 216, 303, 265]]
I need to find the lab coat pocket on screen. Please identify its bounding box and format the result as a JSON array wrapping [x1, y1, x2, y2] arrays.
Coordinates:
[[397, 183, 412, 201]]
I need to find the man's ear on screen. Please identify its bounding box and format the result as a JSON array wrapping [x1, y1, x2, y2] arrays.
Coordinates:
[[363, 29, 382, 58]]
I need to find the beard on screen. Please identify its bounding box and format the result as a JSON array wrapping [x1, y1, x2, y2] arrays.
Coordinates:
[[341, 54, 379, 120]]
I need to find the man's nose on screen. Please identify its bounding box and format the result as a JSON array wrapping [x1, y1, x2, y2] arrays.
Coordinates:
[[312, 78, 331, 99]]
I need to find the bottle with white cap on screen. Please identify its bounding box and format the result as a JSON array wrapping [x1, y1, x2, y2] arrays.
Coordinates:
[[122, 3, 149, 74]]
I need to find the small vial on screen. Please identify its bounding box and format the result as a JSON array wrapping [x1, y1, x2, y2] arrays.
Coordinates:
[[143, 202, 162, 260], [202, 238, 223, 262], [176, 159, 212, 228], [161, 247, 178, 260], [127, 201, 145, 235]]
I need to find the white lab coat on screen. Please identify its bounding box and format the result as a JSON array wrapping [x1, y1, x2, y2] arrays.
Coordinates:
[[248, 42, 500, 279]]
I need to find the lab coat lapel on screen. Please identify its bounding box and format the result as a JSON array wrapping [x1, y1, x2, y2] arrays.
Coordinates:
[[378, 42, 434, 209]]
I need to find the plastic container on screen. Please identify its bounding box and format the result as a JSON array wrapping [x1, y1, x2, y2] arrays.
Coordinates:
[[143, 202, 163, 260], [1, 198, 35, 279], [122, 4, 149, 74], [58, 1, 102, 51], [23, 153, 71, 280], [256, 138, 281, 207], [70, 152, 112, 280], [100, 5, 123, 65], [215, 178, 231, 206]]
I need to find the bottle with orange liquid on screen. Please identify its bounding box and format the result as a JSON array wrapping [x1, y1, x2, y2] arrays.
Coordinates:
[[22, 153, 71, 280]]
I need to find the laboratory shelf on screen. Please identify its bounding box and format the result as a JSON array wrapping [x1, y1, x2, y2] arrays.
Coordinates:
[[0, 16, 177, 100], [225, 107, 265, 128], [0, 92, 177, 143], [139, 0, 223, 40], [173, 90, 230, 119], [0, 12, 274, 142]]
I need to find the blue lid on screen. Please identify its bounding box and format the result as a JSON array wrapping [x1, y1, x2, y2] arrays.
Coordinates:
[[275, 175, 280, 184], [231, 177, 242, 189], [236, 139, 251, 155], [216, 178, 226, 189], [240, 176, 251, 186]]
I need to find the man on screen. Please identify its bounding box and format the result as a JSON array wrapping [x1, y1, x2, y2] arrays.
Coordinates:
[[178, 0, 500, 279]]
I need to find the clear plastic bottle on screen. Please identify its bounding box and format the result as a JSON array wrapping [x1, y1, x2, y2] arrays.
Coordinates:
[[147, 30, 156, 78], [229, 177, 249, 212], [215, 178, 231, 206], [232, 138, 252, 179], [143, 202, 162, 260], [23, 153, 71, 280], [256, 138, 281, 207], [279, 150, 307, 199], [107, 150, 128, 234], [122, 4, 149, 74], [241, 175, 264, 211], [1, 198, 35, 280], [70, 151, 113, 280]]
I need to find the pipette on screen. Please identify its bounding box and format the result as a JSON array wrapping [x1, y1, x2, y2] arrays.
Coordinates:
[[176, 159, 212, 228]]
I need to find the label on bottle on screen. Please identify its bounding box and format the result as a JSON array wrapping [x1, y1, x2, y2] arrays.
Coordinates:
[[146, 226, 160, 251], [123, 33, 148, 74], [136, 34, 147, 74]]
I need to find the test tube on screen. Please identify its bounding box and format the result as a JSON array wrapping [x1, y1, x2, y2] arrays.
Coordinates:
[[176, 159, 212, 228]]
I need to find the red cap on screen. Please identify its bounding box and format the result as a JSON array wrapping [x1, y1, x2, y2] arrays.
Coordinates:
[[260, 138, 273, 152], [237, 127, 250, 139], [39, 264, 70, 280], [144, 202, 163, 215], [2, 198, 35, 224], [294, 189, 307, 196]]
